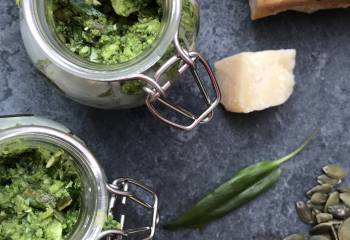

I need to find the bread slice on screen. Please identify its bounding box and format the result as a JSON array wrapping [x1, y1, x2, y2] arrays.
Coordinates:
[[249, 0, 350, 20]]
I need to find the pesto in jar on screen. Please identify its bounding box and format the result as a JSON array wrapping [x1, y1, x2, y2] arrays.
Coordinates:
[[53, 0, 162, 65], [0, 146, 119, 240], [50, 0, 198, 95]]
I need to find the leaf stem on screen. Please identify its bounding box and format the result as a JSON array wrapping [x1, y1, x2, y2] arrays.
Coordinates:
[[274, 129, 319, 166]]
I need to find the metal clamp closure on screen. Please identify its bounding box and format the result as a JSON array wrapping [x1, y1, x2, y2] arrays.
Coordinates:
[[98, 178, 159, 240], [142, 33, 221, 131]]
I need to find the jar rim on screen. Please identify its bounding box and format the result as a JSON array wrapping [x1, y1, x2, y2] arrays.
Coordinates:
[[0, 126, 109, 240], [22, 0, 182, 81]]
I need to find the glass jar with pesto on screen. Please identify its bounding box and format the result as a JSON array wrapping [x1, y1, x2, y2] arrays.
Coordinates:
[[19, 0, 220, 131], [0, 115, 159, 240]]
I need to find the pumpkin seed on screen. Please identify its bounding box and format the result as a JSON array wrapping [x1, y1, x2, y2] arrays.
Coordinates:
[[332, 225, 340, 240], [310, 235, 332, 240], [338, 218, 350, 240], [307, 184, 333, 197], [307, 201, 312, 208], [310, 221, 343, 235], [310, 222, 334, 235], [316, 213, 333, 224], [308, 201, 326, 211], [339, 193, 350, 208], [318, 175, 341, 186], [313, 208, 322, 216], [338, 187, 350, 193], [324, 192, 340, 212], [296, 201, 315, 224], [311, 193, 329, 205], [327, 204, 350, 220], [283, 234, 305, 240], [285, 164, 350, 240], [323, 165, 347, 180]]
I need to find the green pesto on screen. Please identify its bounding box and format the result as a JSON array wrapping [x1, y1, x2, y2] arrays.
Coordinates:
[[15, 0, 21, 7], [53, 0, 162, 65], [121, 80, 145, 95], [0, 145, 119, 240], [111, 0, 151, 17], [120, 0, 198, 95], [51, 0, 197, 95]]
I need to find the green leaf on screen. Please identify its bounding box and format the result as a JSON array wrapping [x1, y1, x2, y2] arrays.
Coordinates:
[[164, 131, 317, 230]]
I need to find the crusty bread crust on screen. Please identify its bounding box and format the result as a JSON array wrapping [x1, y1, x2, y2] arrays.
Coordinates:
[[250, 0, 350, 20]]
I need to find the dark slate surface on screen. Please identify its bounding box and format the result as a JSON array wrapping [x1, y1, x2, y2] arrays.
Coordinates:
[[2, 0, 350, 239]]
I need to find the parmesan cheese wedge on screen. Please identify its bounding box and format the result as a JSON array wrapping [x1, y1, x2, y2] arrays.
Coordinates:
[[215, 49, 296, 113], [249, 0, 350, 20]]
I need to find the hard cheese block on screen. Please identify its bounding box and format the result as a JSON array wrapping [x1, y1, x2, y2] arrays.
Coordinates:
[[249, 0, 350, 20], [215, 49, 296, 113]]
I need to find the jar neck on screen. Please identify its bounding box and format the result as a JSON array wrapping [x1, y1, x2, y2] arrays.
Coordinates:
[[0, 127, 108, 240], [23, 0, 182, 81]]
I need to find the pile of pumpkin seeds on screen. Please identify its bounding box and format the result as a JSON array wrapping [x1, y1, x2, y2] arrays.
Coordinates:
[[284, 165, 350, 240]]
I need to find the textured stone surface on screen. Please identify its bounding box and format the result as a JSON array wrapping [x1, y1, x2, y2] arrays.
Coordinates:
[[2, 0, 350, 239]]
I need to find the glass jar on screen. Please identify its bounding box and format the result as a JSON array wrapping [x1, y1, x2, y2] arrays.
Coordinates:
[[0, 115, 158, 240], [19, 0, 221, 130]]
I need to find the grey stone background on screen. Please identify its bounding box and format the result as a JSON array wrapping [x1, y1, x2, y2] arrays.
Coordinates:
[[2, 0, 350, 239]]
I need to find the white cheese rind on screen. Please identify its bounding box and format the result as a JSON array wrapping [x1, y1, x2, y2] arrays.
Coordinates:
[[215, 49, 296, 113], [249, 0, 350, 20]]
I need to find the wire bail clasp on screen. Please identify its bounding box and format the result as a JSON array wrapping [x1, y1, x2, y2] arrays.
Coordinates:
[[98, 178, 159, 240], [143, 32, 221, 131]]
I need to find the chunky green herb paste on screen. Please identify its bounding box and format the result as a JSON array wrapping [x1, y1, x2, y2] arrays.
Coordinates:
[[0, 145, 119, 240], [50, 0, 198, 95], [53, 0, 162, 65]]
